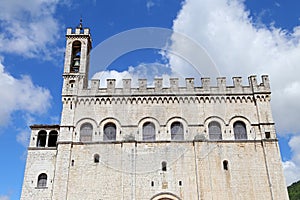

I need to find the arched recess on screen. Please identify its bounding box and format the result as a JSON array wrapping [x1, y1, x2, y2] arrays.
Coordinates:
[[233, 121, 247, 140], [137, 117, 160, 141], [151, 192, 181, 200], [37, 130, 47, 147], [70, 40, 81, 72], [80, 123, 93, 142], [103, 122, 116, 141], [228, 116, 251, 140], [48, 130, 58, 147], [99, 118, 121, 141], [75, 118, 97, 142], [204, 116, 225, 140], [166, 117, 188, 141], [143, 122, 156, 141], [171, 122, 184, 140], [208, 121, 222, 140]]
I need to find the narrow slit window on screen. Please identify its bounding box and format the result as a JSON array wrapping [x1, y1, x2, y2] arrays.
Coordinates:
[[179, 181, 182, 186], [162, 161, 167, 171], [94, 154, 100, 163], [223, 160, 228, 170], [265, 132, 271, 139]]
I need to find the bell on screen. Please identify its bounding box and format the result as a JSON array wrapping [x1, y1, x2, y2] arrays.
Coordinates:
[[72, 56, 80, 72], [73, 57, 80, 67]]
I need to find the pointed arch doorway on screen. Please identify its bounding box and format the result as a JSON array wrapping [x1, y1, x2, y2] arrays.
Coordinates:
[[151, 193, 181, 200]]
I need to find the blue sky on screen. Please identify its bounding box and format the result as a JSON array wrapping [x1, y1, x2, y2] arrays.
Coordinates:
[[0, 0, 300, 199]]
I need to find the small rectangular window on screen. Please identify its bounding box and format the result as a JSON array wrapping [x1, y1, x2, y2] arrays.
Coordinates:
[[265, 132, 271, 139]]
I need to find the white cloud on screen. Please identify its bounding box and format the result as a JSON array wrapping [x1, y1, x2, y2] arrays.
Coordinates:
[[283, 161, 300, 186], [166, 0, 300, 185], [0, 0, 61, 59], [0, 61, 51, 126], [92, 62, 172, 87], [283, 135, 300, 185]]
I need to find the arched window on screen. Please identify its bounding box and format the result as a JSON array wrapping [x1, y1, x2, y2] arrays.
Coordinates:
[[103, 123, 116, 141], [71, 41, 81, 72], [171, 122, 184, 140], [37, 173, 47, 188], [48, 130, 58, 147], [234, 121, 247, 140], [208, 121, 222, 140], [37, 130, 47, 147], [80, 123, 93, 142], [162, 161, 167, 171], [94, 154, 100, 163], [143, 122, 155, 141]]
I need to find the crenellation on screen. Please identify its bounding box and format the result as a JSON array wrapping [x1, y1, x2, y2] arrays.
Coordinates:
[[83, 28, 90, 34], [232, 76, 242, 87], [138, 79, 147, 91], [217, 77, 226, 89], [154, 78, 163, 92], [64, 76, 271, 96], [201, 77, 210, 90], [106, 79, 116, 93], [261, 75, 270, 89], [91, 79, 100, 90], [122, 79, 131, 92], [66, 28, 72, 35], [170, 78, 179, 92], [66, 27, 90, 36], [185, 78, 194, 91]]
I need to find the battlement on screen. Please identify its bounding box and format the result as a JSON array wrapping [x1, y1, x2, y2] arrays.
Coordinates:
[[72, 75, 269, 95], [66, 27, 90, 35]]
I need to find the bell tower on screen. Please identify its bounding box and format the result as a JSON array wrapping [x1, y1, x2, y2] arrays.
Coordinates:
[[60, 20, 92, 141], [62, 20, 92, 93]]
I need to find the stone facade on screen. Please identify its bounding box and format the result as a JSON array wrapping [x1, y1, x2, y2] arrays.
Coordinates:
[[21, 26, 289, 200]]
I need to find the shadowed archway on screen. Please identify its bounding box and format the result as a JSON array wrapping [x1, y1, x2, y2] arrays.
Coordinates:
[[151, 193, 181, 200]]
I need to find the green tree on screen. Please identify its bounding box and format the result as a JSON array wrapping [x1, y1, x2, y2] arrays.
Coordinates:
[[288, 180, 300, 200]]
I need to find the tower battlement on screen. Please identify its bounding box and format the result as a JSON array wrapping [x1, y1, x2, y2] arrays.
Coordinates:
[[66, 27, 90, 35]]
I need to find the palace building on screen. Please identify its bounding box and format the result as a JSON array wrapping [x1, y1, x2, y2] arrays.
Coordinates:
[[21, 25, 289, 200]]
